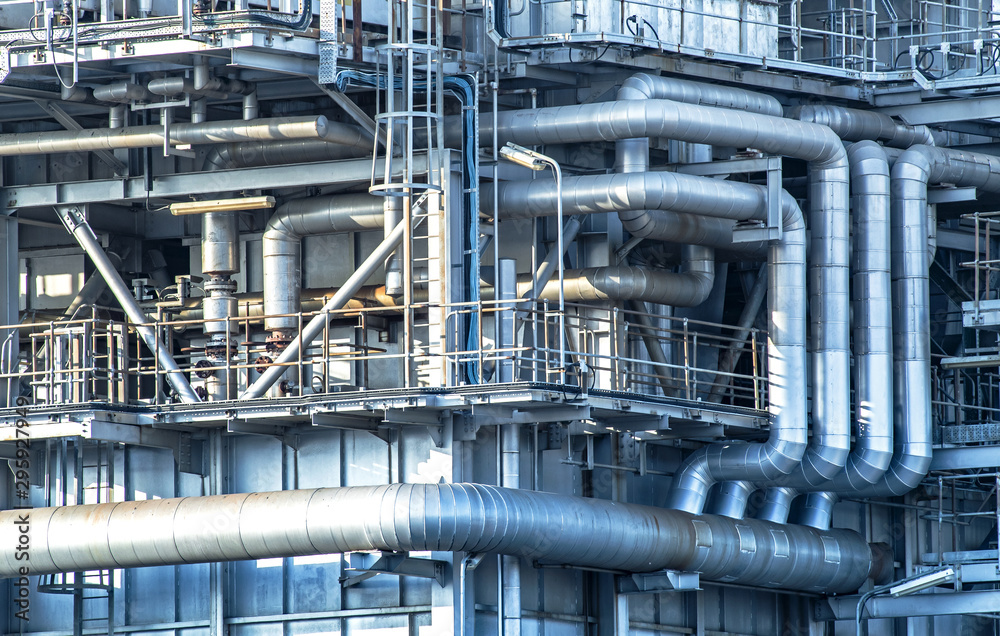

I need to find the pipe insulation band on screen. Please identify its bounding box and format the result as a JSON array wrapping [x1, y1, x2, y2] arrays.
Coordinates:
[[0, 484, 890, 593]]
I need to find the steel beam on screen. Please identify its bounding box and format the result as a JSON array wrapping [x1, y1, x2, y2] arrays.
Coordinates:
[[2, 155, 429, 211], [0, 212, 15, 408], [878, 96, 1000, 125], [930, 445, 1000, 470]]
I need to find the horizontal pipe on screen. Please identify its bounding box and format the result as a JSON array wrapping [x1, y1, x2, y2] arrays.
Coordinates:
[[0, 116, 337, 156], [617, 73, 784, 117], [0, 484, 891, 594], [520, 246, 715, 307], [793, 105, 935, 148], [92, 82, 154, 103]]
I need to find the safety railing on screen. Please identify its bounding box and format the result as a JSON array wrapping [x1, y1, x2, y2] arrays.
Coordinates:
[[0, 300, 767, 409], [523, 0, 1000, 83]]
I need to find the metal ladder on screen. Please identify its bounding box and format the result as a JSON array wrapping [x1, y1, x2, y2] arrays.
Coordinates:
[[37, 439, 116, 636], [368, 0, 446, 387]]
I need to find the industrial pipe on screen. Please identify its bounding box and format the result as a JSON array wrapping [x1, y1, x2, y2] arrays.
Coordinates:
[[793, 105, 935, 148], [665, 192, 807, 514], [262, 194, 385, 335], [243, 218, 409, 399], [0, 483, 891, 594], [0, 116, 342, 156], [853, 145, 1000, 496], [202, 137, 372, 171]]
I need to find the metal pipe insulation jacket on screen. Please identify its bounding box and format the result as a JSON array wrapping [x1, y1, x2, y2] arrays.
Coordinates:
[[0, 483, 891, 594]]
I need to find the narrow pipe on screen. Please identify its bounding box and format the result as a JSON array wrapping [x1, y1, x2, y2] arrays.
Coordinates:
[[0, 483, 891, 594], [500, 425, 522, 634], [243, 219, 408, 399], [202, 137, 371, 171], [56, 207, 200, 403], [0, 116, 339, 156]]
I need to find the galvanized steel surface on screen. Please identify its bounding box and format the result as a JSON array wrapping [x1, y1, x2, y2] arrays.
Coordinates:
[[0, 483, 889, 594]]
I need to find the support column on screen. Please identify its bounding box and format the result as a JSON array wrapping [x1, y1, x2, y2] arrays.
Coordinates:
[[0, 214, 16, 407]]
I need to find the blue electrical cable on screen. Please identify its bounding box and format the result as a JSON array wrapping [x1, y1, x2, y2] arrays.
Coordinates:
[[333, 72, 481, 383]]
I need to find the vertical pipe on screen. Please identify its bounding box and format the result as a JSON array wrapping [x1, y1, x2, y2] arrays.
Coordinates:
[[243, 219, 408, 398], [497, 258, 516, 382], [500, 422, 521, 636]]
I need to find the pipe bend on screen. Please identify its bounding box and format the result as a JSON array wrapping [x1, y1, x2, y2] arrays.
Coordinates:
[[618, 73, 783, 117]]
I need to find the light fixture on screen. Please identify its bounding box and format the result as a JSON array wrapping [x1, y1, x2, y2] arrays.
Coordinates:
[[169, 195, 277, 216], [500, 142, 548, 171], [857, 565, 956, 636], [888, 566, 955, 597], [498, 141, 567, 374]]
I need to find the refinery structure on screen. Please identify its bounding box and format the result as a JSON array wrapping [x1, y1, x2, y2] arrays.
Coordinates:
[[5, 0, 1000, 633]]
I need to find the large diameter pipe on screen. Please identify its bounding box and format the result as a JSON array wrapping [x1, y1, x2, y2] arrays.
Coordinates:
[[0, 116, 339, 156], [851, 145, 1000, 496], [793, 105, 935, 148], [792, 142, 894, 501], [56, 207, 200, 403], [244, 218, 408, 399], [666, 193, 808, 514], [0, 483, 891, 594]]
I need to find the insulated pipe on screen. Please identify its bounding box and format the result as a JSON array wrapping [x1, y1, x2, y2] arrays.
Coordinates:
[[55, 207, 200, 403], [193, 55, 254, 97], [486, 172, 768, 252], [762, 143, 896, 524], [262, 194, 385, 334], [0, 116, 340, 156], [93, 82, 154, 103], [788, 143, 894, 502], [147, 76, 253, 101], [793, 105, 935, 148], [615, 73, 783, 178], [666, 193, 808, 514], [244, 219, 408, 399], [500, 427, 522, 634], [852, 145, 1000, 496], [705, 481, 755, 519], [756, 487, 798, 525], [616, 74, 784, 116], [523, 246, 715, 307], [202, 137, 371, 171], [0, 483, 891, 594]]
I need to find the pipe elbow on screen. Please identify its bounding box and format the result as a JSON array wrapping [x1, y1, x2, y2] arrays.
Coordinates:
[[617, 73, 657, 100], [666, 448, 713, 513], [202, 145, 237, 172]]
